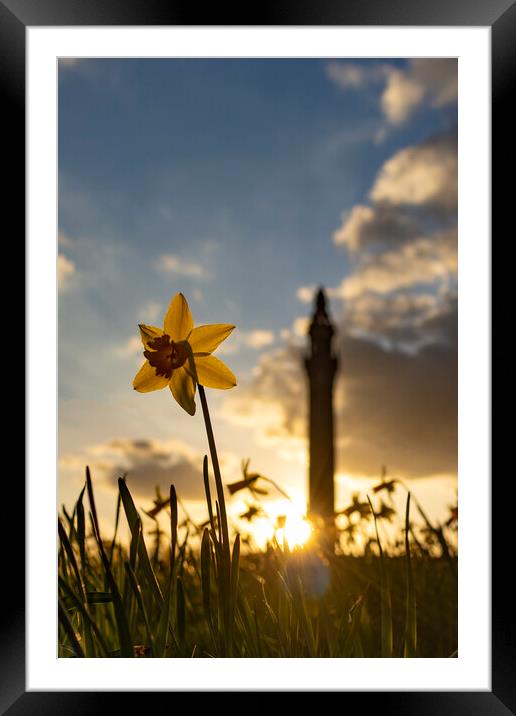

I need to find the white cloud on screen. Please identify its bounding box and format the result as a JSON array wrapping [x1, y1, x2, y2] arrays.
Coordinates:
[[381, 70, 425, 125], [113, 335, 142, 358], [325, 61, 389, 91], [58, 254, 76, 292], [330, 132, 457, 350], [370, 133, 457, 213], [63, 437, 208, 501], [293, 317, 310, 337], [326, 59, 457, 127], [158, 254, 204, 277], [326, 62, 367, 90], [337, 229, 457, 299], [218, 329, 275, 354], [342, 289, 457, 351], [330, 131, 458, 336], [333, 204, 422, 252], [278, 313, 320, 347], [221, 346, 307, 450], [278, 317, 312, 345], [297, 286, 317, 304], [245, 330, 275, 349], [381, 59, 457, 126]]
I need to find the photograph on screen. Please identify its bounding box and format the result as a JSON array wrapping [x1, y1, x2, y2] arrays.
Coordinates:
[[2, 0, 507, 705], [57, 57, 459, 659]]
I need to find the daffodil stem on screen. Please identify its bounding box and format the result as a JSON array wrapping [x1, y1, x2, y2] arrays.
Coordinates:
[[198, 385, 230, 554], [198, 384, 233, 654]]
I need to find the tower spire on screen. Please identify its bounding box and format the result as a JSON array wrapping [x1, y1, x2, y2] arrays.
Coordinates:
[[315, 287, 329, 319]]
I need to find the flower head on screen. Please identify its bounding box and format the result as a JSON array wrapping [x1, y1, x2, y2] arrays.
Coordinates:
[[133, 292, 236, 415]]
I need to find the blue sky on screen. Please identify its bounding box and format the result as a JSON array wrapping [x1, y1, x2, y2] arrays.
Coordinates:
[[58, 58, 458, 541]]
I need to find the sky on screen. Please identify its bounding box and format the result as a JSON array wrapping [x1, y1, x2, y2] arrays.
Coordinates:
[[58, 58, 458, 546]]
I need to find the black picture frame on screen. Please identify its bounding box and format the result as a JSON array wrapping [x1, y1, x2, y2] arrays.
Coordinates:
[[4, 0, 511, 711]]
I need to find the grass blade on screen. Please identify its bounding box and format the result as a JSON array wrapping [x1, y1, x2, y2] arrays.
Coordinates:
[[76, 485, 87, 577], [170, 484, 178, 575], [176, 576, 186, 648], [89, 510, 134, 657], [404, 492, 417, 657], [129, 516, 142, 570], [201, 528, 212, 627], [230, 533, 240, 621], [109, 479, 124, 566], [118, 477, 163, 606], [58, 518, 85, 600], [154, 574, 173, 658], [124, 561, 156, 656], [368, 495, 393, 658], [58, 577, 111, 657], [58, 596, 84, 658], [87, 469, 133, 657], [202, 455, 217, 544]]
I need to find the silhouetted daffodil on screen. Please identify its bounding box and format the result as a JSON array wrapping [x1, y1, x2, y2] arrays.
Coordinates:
[[133, 292, 236, 415]]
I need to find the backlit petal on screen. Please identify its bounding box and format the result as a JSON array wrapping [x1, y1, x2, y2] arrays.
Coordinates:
[[138, 324, 164, 350], [164, 293, 194, 342], [189, 324, 235, 355], [133, 361, 169, 393], [194, 354, 237, 390], [169, 365, 197, 415]]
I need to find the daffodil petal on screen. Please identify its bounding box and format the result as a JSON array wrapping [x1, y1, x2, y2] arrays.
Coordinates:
[[138, 324, 164, 349], [164, 293, 194, 342], [133, 361, 169, 393], [194, 354, 237, 390], [189, 324, 235, 355], [169, 365, 197, 415]]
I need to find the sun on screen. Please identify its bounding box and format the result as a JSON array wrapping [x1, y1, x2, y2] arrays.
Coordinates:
[[241, 502, 313, 550], [280, 509, 313, 549]]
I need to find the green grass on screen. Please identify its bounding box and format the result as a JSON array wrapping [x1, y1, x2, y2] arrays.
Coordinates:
[[58, 463, 457, 658]]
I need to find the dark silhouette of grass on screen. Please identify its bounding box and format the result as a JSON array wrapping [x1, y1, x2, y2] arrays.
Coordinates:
[[58, 462, 457, 658]]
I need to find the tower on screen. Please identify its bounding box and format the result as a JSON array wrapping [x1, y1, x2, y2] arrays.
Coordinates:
[[304, 287, 338, 538]]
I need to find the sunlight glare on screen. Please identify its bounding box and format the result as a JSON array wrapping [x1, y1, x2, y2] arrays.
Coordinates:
[[281, 509, 312, 549]]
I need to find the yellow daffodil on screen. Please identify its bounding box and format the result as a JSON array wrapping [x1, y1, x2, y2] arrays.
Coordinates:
[[133, 292, 236, 415]]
